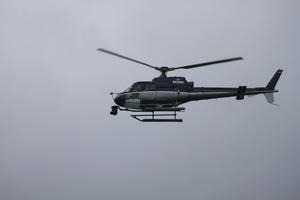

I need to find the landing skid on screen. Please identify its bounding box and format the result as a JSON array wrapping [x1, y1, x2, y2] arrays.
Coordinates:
[[111, 106, 184, 122], [131, 112, 183, 122]]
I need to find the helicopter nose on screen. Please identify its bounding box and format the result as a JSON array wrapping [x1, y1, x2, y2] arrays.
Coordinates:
[[114, 94, 125, 107]]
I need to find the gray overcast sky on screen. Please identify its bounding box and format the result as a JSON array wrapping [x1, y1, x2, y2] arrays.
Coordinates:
[[1, 0, 300, 200]]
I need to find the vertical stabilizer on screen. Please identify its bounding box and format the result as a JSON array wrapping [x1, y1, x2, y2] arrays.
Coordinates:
[[264, 93, 279, 106], [264, 93, 274, 103], [266, 69, 283, 90]]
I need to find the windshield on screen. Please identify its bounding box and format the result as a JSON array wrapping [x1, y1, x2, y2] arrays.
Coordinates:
[[123, 86, 132, 92], [123, 82, 156, 92]]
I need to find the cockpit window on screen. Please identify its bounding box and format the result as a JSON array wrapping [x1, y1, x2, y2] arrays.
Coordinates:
[[123, 86, 132, 92], [123, 82, 156, 92], [132, 84, 144, 92]]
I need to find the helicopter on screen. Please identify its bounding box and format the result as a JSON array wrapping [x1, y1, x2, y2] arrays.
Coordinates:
[[98, 48, 283, 122]]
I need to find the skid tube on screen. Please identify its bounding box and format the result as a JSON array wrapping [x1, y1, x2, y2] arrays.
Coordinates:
[[131, 110, 184, 123], [118, 107, 185, 122]]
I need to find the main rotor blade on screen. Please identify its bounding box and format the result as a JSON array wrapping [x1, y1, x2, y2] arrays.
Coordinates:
[[170, 57, 243, 71], [97, 48, 158, 70]]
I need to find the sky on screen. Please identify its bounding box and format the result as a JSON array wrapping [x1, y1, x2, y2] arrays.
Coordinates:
[[1, 0, 300, 200]]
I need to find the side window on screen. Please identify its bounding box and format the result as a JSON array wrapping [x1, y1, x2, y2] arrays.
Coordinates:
[[144, 84, 156, 91]]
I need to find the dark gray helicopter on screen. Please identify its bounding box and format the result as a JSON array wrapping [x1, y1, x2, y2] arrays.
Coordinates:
[[98, 48, 282, 122]]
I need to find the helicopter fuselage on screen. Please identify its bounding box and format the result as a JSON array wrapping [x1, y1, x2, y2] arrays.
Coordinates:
[[113, 76, 278, 110]]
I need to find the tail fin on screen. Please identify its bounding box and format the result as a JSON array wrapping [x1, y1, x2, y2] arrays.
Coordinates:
[[266, 69, 283, 90], [264, 69, 283, 105], [264, 93, 278, 106]]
